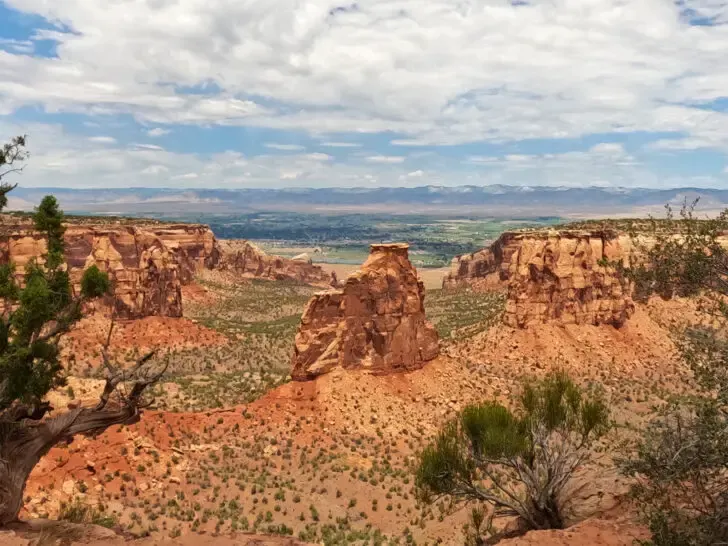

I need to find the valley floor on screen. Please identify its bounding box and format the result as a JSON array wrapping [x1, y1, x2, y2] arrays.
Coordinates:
[[21, 275, 699, 545]]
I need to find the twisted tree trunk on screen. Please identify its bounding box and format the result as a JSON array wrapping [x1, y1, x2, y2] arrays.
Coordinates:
[[0, 338, 163, 526], [0, 403, 143, 525]]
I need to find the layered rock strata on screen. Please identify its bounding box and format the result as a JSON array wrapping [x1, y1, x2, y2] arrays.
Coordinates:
[[217, 239, 330, 285], [291, 243, 439, 380], [0, 224, 184, 319], [445, 230, 635, 328], [0, 217, 332, 318], [144, 224, 221, 282]]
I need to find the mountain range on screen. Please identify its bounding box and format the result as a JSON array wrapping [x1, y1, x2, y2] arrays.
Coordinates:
[[8, 185, 728, 218]]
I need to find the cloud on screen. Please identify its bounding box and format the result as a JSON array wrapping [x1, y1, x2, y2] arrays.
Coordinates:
[[303, 153, 332, 161], [4, 1, 728, 187], [132, 143, 165, 151], [173, 172, 199, 180], [88, 136, 116, 144], [648, 138, 718, 151], [2, 0, 728, 150], [590, 143, 626, 154], [147, 128, 170, 137], [320, 142, 362, 148], [366, 155, 406, 164], [264, 143, 306, 151], [141, 165, 169, 175]]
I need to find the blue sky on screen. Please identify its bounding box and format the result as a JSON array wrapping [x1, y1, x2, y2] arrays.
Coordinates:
[[2, 0, 728, 189]]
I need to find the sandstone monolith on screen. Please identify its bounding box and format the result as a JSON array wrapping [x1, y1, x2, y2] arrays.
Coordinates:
[[291, 243, 439, 380]]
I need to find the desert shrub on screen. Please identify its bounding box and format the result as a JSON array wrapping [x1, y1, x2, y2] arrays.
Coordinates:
[[58, 498, 118, 529], [416, 371, 609, 540], [619, 202, 728, 545]]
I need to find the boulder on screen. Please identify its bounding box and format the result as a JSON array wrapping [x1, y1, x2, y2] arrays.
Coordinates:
[[291, 243, 439, 380]]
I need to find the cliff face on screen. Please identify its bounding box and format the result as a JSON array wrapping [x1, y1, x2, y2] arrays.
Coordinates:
[[445, 230, 635, 328], [0, 224, 184, 319], [0, 218, 331, 319], [144, 224, 221, 282], [291, 243, 439, 381], [217, 240, 330, 285]]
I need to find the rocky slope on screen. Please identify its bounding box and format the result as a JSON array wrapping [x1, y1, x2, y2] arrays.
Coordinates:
[[444, 229, 635, 327], [291, 243, 439, 380]]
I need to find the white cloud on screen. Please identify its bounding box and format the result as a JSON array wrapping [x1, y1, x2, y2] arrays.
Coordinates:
[[173, 172, 199, 180], [5, 1, 728, 187], [407, 170, 424, 177], [2, 0, 728, 151], [141, 165, 169, 175], [366, 155, 406, 164], [132, 143, 164, 151], [88, 136, 116, 144], [303, 152, 332, 161], [147, 128, 170, 137], [648, 138, 718, 151], [590, 143, 626, 154], [320, 142, 362, 148], [264, 143, 306, 151]]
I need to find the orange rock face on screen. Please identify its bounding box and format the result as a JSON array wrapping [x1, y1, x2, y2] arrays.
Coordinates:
[[291, 243, 440, 380], [217, 239, 330, 285], [0, 218, 333, 319], [445, 230, 635, 328], [144, 224, 221, 281], [0, 224, 185, 319]]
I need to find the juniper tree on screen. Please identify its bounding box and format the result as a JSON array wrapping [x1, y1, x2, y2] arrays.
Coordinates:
[[620, 202, 728, 546], [0, 137, 165, 525], [416, 371, 609, 540]]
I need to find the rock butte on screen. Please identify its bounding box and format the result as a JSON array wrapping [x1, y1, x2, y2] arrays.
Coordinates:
[[0, 219, 330, 319], [445, 229, 635, 328], [291, 243, 440, 380]]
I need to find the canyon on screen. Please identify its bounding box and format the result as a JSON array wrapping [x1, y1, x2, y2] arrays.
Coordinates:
[[9, 219, 701, 546]]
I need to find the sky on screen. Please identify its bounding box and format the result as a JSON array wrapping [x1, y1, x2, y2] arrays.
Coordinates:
[[2, 0, 728, 189]]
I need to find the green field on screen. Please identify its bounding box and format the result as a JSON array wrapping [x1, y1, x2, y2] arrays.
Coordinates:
[[161, 212, 562, 267]]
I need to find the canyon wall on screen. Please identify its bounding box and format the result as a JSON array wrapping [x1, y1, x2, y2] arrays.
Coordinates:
[[0, 224, 184, 319], [0, 218, 332, 319], [144, 224, 221, 282], [291, 243, 439, 380], [445, 230, 635, 328]]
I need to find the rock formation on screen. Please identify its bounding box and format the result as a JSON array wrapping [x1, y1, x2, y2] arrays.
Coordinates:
[[217, 240, 330, 285], [0, 223, 184, 319], [144, 224, 220, 281], [291, 243, 439, 380], [445, 230, 635, 328], [0, 216, 332, 319]]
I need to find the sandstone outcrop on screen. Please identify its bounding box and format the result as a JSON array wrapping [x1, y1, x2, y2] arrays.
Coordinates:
[[217, 239, 330, 285], [0, 215, 333, 319], [291, 243, 439, 380], [144, 224, 220, 281], [0, 223, 184, 319], [445, 230, 635, 328]]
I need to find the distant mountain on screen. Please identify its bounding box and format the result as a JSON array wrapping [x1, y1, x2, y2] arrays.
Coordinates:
[[7, 185, 728, 218]]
